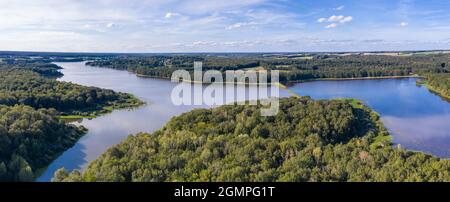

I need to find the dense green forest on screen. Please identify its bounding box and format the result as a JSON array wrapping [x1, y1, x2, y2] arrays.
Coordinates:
[[0, 58, 64, 77], [424, 74, 450, 99], [86, 53, 450, 83], [0, 56, 144, 181], [53, 97, 450, 182], [0, 69, 143, 116], [0, 105, 86, 181], [85, 52, 450, 101], [1, 52, 449, 182]]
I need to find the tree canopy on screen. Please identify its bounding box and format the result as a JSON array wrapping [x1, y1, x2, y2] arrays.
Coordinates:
[[425, 73, 450, 99], [53, 97, 450, 182], [0, 105, 85, 181], [0, 69, 143, 116], [86, 53, 450, 83], [0, 56, 144, 181]]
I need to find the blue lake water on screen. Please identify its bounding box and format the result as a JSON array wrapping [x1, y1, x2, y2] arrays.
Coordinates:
[[36, 62, 286, 181], [290, 79, 450, 157], [36, 62, 450, 181]]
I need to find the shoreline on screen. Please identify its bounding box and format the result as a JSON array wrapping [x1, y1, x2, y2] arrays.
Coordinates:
[[88, 64, 423, 86], [286, 75, 423, 85], [58, 95, 146, 121], [418, 82, 450, 101], [137, 71, 423, 85], [44, 62, 449, 181]]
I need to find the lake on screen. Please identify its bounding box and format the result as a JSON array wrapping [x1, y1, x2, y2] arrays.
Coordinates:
[[290, 79, 450, 157], [36, 62, 450, 181], [36, 62, 287, 181]]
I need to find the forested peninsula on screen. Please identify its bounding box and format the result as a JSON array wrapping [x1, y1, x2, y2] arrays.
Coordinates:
[[85, 53, 449, 82], [0, 60, 144, 181], [86, 53, 450, 100], [0, 69, 143, 117], [53, 97, 450, 182]]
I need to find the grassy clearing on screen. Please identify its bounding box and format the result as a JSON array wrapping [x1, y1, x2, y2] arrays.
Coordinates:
[[372, 135, 393, 148], [335, 98, 364, 109], [59, 115, 96, 119], [243, 66, 266, 72], [275, 82, 301, 98], [334, 98, 392, 149], [417, 80, 450, 101]]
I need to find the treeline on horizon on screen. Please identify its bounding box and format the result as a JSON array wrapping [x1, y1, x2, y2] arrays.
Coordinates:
[[0, 58, 64, 77], [53, 97, 450, 182], [85, 53, 450, 82], [85, 53, 450, 100]]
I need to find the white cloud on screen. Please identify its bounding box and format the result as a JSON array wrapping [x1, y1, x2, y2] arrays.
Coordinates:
[[335, 6, 345, 11], [0, 0, 307, 52], [339, 16, 353, 23], [328, 15, 352, 23], [174, 0, 266, 15], [165, 12, 181, 19], [225, 22, 259, 30], [0, 0, 141, 28], [1, 0, 447, 52], [221, 40, 262, 47], [318, 15, 353, 28], [325, 23, 338, 29], [318, 15, 353, 24], [317, 18, 327, 23], [191, 41, 218, 46], [106, 22, 115, 28], [226, 22, 246, 29]]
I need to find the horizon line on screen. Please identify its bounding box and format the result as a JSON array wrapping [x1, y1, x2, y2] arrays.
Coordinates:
[[1, 49, 450, 56]]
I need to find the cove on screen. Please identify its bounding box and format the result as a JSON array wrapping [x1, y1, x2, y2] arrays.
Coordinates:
[[289, 79, 450, 158], [35, 62, 286, 181]]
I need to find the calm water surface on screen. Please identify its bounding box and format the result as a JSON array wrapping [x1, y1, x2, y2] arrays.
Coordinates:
[[37, 62, 450, 181], [36, 62, 286, 181], [290, 79, 450, 158]]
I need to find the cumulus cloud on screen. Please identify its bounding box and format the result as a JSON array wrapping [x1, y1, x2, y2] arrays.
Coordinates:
[[226, 22, 246, 29], [225, 22, 258, 30], [317, 18, 327, 23], [318, 15, 353, 28], [175, 0, 266, 15], [165, 12, 181, 19], [106, 22, 115, 28], [335, 5, 345, 10], [325, 23, 338, 29], [2, 0, 447, 52], [339, 16, 353, 23], [328, 15, 353, 23], [192, 41, 209, 45]]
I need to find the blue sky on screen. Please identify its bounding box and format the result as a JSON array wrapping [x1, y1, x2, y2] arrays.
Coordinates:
[[0, 0, 449, 52]]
